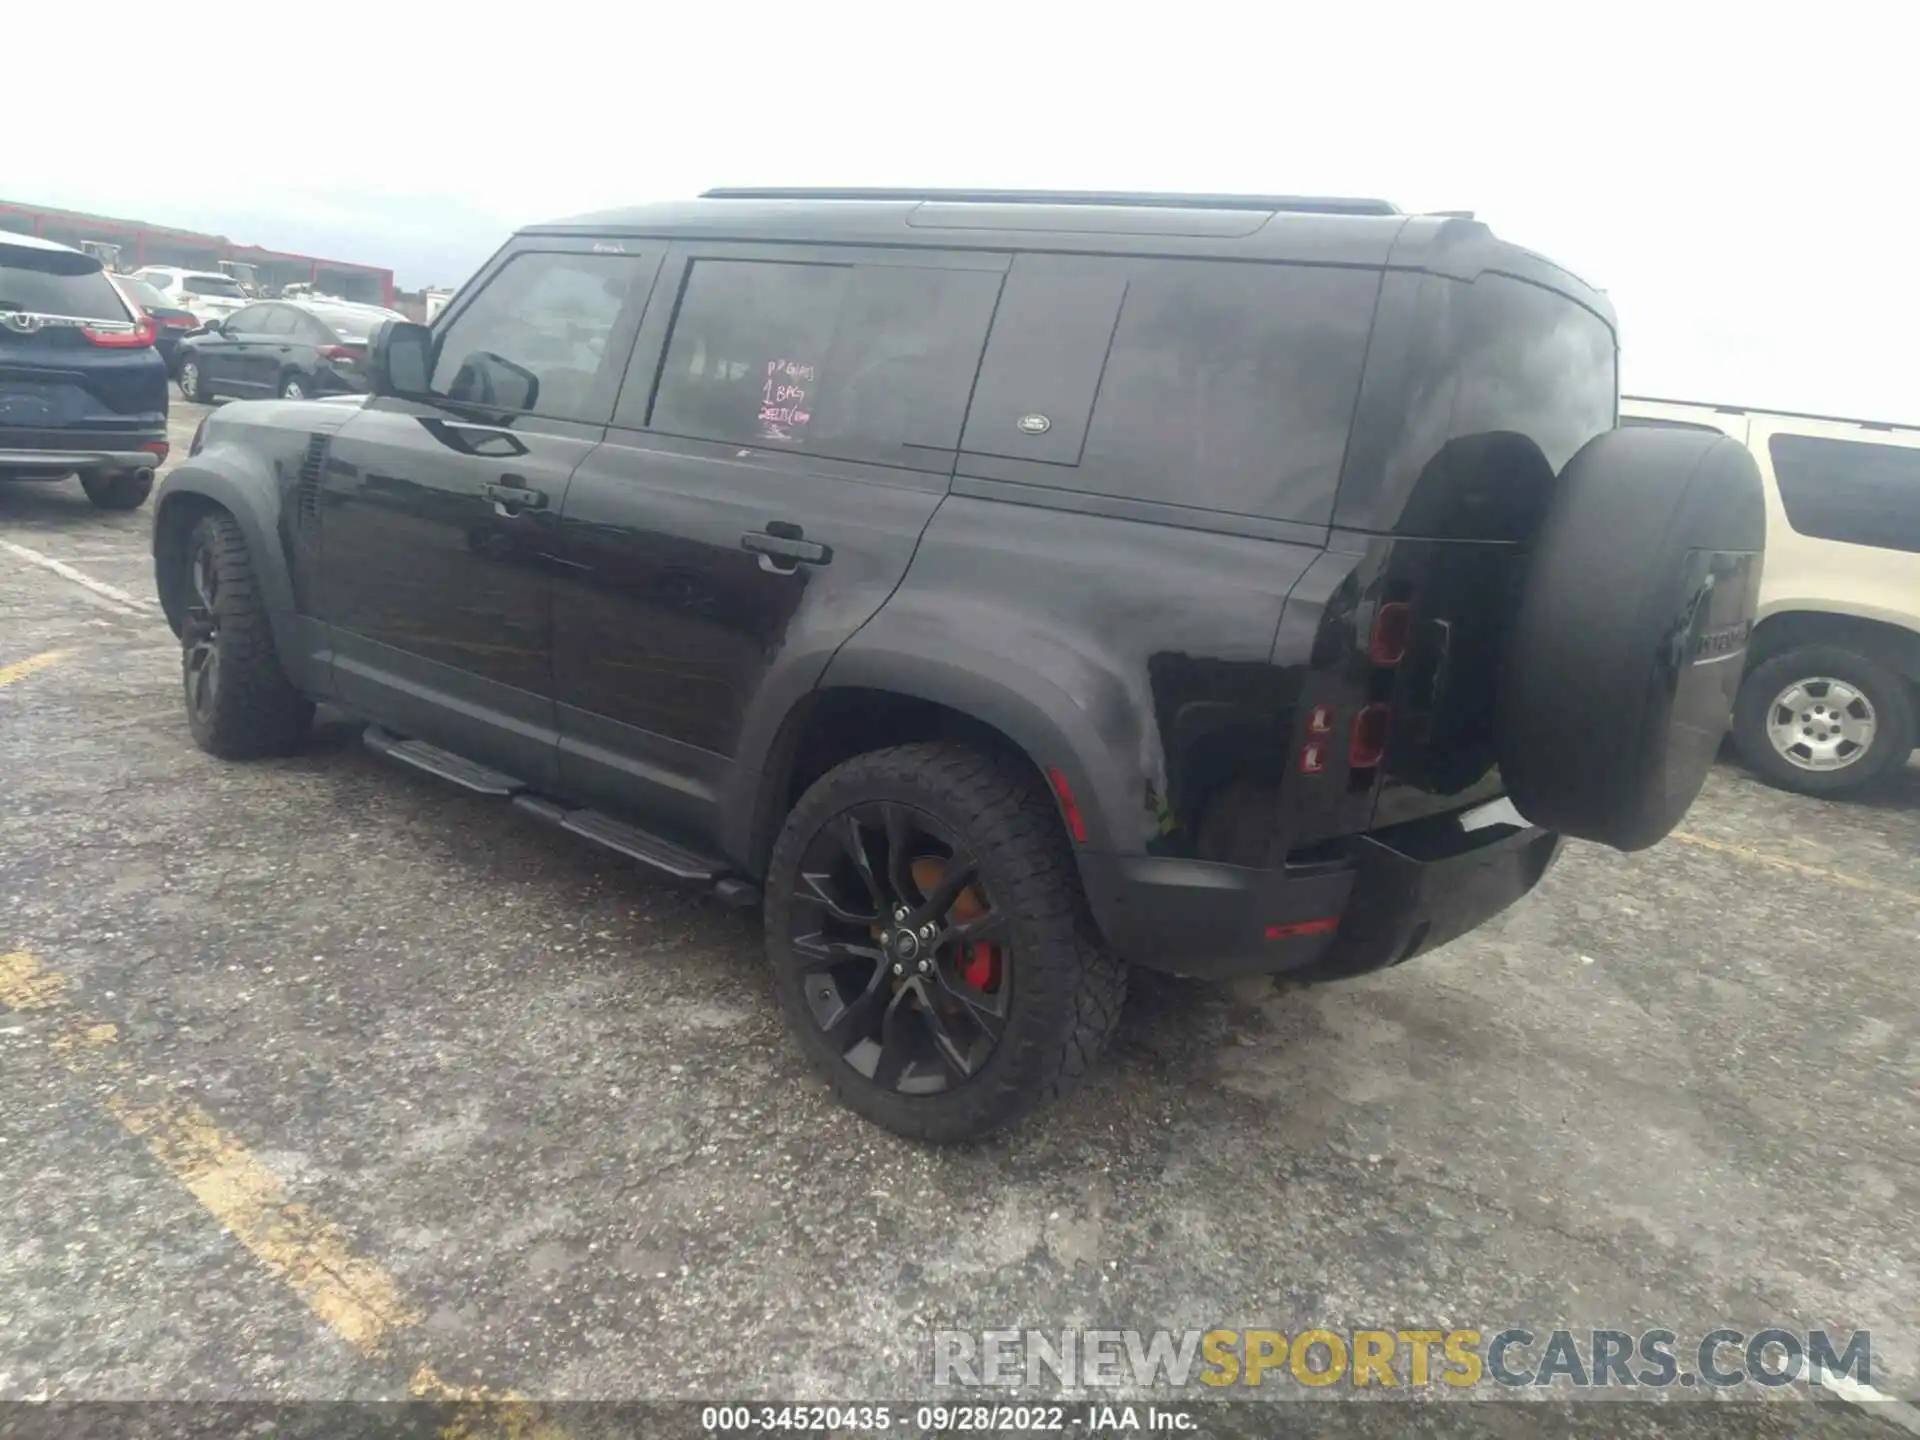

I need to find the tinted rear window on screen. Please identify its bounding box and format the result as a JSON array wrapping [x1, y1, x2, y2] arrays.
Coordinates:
[[1452, 275, 1617, 475], [306, 306, 392, 342], [0, 245, 129, 321], [114, 276, 168, 308], [959, 256, 1378, 523], [647, 258, 1002, 469], [1080, 261, 1377, 521], [1769, 433, 1920, 554], [183, 275, 246, 298]]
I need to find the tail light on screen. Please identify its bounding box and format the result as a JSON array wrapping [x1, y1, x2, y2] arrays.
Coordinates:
[[1369, 602, 1413, 666], [140, 439, 170, 462], [82, 314, 156, 349], [1349, 704, 1391, 769], [160, 313, 197, 329], [318, 344, 363, 363]]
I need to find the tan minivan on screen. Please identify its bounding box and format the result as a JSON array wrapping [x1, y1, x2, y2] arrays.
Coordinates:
[[1622, 397, 1920, 796]]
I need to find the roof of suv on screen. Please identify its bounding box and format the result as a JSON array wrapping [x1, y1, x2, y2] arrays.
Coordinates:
[[525, 187, 1615, 325], [1, 231, 93, 259]]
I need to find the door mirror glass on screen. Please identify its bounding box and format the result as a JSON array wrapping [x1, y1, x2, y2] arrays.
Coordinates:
[[445, 350, 540, 412], [368, 318, 432, 397]]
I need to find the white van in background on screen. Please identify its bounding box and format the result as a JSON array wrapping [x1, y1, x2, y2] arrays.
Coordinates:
[[1622, 397, 1920, 796]]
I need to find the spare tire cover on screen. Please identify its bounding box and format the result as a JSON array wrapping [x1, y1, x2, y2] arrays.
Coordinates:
[[1496, 427, 1765, 851]]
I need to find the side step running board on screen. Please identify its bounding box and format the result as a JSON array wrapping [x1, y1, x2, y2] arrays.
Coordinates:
[[511, 795, 720, 882], [361, 725, 758, 907], [363, 726, 523, 796]]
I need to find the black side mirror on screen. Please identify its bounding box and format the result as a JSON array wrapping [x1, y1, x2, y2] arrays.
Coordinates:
[[202, 318, 224, 335], [447, 350, 539, 413], [368, 318, 433, 397]]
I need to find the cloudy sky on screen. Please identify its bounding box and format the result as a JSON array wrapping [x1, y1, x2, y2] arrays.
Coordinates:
[[13, 1, 1914, 421]]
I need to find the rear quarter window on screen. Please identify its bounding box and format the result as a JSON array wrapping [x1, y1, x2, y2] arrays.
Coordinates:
[[961, 256, 1379, 525], [1768, 433, 1920, 554], [0, 245, 129, 321], [1451, 274, 1617, 475]]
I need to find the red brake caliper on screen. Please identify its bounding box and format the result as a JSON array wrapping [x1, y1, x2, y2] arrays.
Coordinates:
[[911, 857, 1002, 994]]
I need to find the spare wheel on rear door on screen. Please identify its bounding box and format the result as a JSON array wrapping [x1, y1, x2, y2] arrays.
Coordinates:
[[1495, 426, 1765, 851]]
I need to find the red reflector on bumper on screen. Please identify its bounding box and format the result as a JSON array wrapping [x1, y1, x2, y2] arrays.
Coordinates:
[[140, 440, 169, 460], [1046, 765, 1089, 844], [1266, 916, 1339, 940]]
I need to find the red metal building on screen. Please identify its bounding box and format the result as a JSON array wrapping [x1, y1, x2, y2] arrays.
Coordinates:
[[0, 198, 396, 307]]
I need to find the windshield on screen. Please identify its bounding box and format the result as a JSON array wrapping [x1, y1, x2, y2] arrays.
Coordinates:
[[183, 275, 247, 298]]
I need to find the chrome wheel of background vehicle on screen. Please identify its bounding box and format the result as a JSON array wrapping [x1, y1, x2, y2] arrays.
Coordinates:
[[1766, 676, 1877, 772], [788, 801, 1010, 1095], [280, 375, 306, 400], [182, 537, 222, 724], [179, 360, 203, 401]]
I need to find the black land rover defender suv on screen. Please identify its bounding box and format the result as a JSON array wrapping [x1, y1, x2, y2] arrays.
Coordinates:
[[151, 188, 1765, 1141]]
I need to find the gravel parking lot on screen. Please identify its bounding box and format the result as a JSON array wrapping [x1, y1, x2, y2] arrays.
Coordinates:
[[2, 394, 1915, 1431]]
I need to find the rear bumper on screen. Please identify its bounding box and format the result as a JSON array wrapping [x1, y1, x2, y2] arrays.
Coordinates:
[[1079, 811, 1562, 982], [0, 430, 167, 476]]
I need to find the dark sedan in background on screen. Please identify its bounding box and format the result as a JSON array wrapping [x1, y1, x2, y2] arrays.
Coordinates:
[[109, 274, 201, 377], [1, 233, 168, 510], [176, 298, 407, 403]]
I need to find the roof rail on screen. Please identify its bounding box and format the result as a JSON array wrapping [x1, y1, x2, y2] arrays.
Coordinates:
[[699, 187, 1401, 216]]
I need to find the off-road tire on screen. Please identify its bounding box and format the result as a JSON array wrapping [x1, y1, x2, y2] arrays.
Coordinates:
[[79, 470, 153, 511], [764, 742, 1126, 1142], [180, 511, 313, 759], [1732, 645, 1917, 797]]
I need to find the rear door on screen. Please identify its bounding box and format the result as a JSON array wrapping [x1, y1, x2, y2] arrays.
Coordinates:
[[545, 242, 1007, 839], [199, 303, 268, 390], [317, 239, 663, 786], [0, 238, 162, 441], [244, 304, 302, 391]]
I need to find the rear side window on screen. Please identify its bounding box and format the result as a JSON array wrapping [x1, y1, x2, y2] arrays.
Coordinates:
[[1769, 433, 1920, 554], [1084, 262, 1376, 521], [961, 256, 1379, 523], [0, 244, 128, 321], [431, 250, 643, 424], [648, 258, 1002, 470], [1453, 275, 1616, 475]]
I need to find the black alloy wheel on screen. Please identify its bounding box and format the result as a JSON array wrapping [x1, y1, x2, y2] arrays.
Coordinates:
[[788, 801, 1011, 1095], [182, 533, 223, 726]]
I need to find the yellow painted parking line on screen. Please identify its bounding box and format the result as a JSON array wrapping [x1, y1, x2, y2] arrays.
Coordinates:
[[0, 949, 421, 1359], [1669, 830, 1918, 904], [0, 649, 66, 689], [410, 1367, 569, 1438], [0, 948, 69, 1008]]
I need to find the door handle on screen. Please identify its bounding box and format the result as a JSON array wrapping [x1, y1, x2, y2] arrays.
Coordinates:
[[485, 480, 548, 515], [741, 527, 831, 573]]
